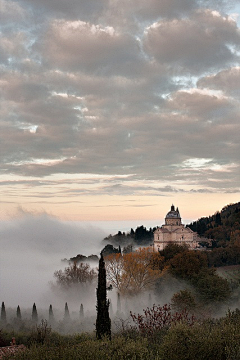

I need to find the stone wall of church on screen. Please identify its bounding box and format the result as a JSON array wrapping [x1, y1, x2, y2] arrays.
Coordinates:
[[165, 218, 181, 226], [153, 227, 197, 251]]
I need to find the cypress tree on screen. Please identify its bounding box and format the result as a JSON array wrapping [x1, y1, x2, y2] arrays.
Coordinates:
[[49, 304, 54, 322], [64, 302, 70, 320], [17, 305, 21, 320], [80, 303, 84, 319], [1, 302, 6, 322], [148, 293, 152, 307], [32, 303, 38, 323], [117, 292, 121, 313], [109, 300, 113, 317], [96, 253, 111, 339]]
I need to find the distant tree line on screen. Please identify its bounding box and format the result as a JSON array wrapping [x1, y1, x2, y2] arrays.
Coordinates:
[[103, 225, 156, 248]]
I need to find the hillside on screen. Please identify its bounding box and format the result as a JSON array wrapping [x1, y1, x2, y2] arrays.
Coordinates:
[[187, 202, 240, 247]]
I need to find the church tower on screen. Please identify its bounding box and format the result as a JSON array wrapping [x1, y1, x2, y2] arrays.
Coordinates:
[[165, 204, 182, 226]]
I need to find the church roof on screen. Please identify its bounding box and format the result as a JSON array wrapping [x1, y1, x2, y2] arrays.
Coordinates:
[[165, 204, 181, 219]]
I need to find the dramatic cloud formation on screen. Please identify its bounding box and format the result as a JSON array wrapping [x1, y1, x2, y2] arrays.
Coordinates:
[[0, 0, 240, 221]]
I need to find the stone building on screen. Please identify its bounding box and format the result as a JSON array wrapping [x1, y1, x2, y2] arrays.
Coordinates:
[[153, 205, 199, 251]]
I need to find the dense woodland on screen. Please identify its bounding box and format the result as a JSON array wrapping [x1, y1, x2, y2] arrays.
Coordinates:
[[1, 202, 240, 359], [187, 202, 240, 247]]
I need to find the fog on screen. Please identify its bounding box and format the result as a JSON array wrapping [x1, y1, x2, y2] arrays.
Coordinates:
[[0, 213, 106, 309], [0, 213, 197, 331]]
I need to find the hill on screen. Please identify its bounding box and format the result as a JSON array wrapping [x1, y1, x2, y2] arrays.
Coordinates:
[[187, 201, 240, 247]]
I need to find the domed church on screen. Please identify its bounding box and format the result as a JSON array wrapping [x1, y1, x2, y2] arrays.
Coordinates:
[[153, 205, 199, 251]]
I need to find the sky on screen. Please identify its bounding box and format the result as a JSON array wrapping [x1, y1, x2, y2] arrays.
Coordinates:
[[1, 0, 240, 308], [1, 0, 240, 225]]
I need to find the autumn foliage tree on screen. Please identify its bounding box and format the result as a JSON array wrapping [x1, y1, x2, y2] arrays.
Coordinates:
[[105, 248, 162, 295]]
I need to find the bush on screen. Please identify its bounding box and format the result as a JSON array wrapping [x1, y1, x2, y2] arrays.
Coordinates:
[[11, 336, 155, 360]]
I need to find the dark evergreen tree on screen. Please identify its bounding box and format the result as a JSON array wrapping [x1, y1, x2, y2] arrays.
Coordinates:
[[17, 305, 21, 320], [96, 253, 111, 339], [109, 300, 113, 317], [80, 303, 84, 319], [64, 302, 70, 320], [1, 302, 6, 322], [49, 304, 54, 322], [130, 228, 135, 237], [215, 212, 222, 226], [101, 244, 120, 257], [32, 303, 38, 323], [134, 225, 153, 244]]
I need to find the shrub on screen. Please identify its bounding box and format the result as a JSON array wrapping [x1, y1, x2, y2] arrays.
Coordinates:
[[130, 304, 196, 338]]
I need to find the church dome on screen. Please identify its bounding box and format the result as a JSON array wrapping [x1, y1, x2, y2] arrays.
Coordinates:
[[165, 205, 181, 219]]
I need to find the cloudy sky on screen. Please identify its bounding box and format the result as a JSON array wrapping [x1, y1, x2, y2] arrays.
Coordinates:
[[1, 0, 240, 223]]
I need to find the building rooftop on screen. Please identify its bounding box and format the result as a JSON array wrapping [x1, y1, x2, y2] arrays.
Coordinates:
[[165, 204, 181, 219]]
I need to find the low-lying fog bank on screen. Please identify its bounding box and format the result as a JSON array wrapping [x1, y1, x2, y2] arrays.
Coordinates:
[[0, 213, 106, 308]]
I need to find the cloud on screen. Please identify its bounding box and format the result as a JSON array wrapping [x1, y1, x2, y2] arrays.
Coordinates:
[[0, 0, 239, 208], [36, 20, 142, 76], [197, 67, 240, 95], [165, 88, 235, 121], [143, 9, 240, 74], [0, 0, 26, 24]]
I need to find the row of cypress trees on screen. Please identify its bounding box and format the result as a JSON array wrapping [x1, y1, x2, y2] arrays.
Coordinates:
[[0, 301, 85, 323], [1, 253, 112, 339]]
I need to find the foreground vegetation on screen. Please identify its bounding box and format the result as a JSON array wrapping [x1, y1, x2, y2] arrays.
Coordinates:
[[1, 308, 240, 359]]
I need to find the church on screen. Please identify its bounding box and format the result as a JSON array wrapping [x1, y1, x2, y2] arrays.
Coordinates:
[[153, 205, 199, 251]]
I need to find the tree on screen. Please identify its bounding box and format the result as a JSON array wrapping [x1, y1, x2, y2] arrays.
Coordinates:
[[105, 248, 161, 295], [134, 226, 152, 245], [215, 212, 222, 226], [80, 303, 84, 319], [105, 253, 124, 291], [32, 303, 38, 323], [101, 244, 121, 257], [49, 305, 54, 323], [130, 304, 196, 337], [171, 290, 196, 312], [117, 292, 121, 313], [169, 250, 208, 280], [64, 302, 70, 320], [1, 302, 6, 322], [17, 305, 21, 320], [53, 262, 96, 288], [96, 253, 111, 340], [160, 243, 188, 261], [192, 269, 231, 303]]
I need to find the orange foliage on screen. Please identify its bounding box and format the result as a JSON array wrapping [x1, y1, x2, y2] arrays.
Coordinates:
[[105, 248, 163, 295]]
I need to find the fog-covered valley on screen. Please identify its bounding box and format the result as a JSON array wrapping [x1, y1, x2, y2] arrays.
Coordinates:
[[0, 213, 106, 309]]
